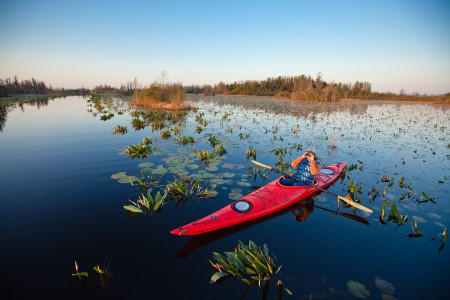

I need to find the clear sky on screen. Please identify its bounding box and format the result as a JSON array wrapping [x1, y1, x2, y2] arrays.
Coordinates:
[[1, 0, 449, 94]]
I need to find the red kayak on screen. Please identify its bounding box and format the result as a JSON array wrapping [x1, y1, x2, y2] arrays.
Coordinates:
[[171, 162, 347, 235]]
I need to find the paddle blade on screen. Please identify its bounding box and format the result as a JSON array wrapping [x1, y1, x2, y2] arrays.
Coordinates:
[[338, 196, 373, 213], [251, 160, 272, 170]]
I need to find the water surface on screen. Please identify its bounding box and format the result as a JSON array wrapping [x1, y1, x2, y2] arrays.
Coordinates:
[[0, 95, 448, 299]]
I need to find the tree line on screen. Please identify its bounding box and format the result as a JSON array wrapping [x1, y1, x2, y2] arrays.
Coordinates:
[[184, 74, 449, 102], [0, 76, 47, 97]]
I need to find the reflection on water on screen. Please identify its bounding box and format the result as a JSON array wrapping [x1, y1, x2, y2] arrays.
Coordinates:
[[0, 97, 50, 131], [0, 95, 448, 299]]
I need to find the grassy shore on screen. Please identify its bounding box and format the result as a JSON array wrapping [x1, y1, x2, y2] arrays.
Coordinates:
[[132, 83, 192, 110]]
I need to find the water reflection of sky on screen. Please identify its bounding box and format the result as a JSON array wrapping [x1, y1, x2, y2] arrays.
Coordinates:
[[0, 95, 448, 299]]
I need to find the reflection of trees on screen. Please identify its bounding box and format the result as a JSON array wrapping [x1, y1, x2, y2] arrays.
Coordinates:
[[0, 98, 50, 132], [0, 104, 8, 132]]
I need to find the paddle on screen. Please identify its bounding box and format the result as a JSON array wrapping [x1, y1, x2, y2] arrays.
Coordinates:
[[251, 160, 373, 213]]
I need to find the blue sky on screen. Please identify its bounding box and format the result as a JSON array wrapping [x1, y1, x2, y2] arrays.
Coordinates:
[[1, 0, 449, 94]]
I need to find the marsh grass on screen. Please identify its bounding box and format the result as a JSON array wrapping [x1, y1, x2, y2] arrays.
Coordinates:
[[132, 82, 192, 110]]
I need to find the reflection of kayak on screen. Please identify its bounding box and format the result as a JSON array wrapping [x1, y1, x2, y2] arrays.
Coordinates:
[[174, 199, 314, 259], [171, 162, 347, 236]]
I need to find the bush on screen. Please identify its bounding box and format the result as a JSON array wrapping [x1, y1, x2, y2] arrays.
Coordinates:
[[132, 83, 191, 110]]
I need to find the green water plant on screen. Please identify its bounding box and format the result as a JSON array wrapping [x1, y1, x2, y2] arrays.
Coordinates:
[[245, 145, 256, 160], [197, 149, 217, 162], [195, 126, 203, 134], [113, 125, 127, 134], [125, 142, 152, 158], [72, 261, 88, 278], [208, 135, 219, 147], [100, 113, 114, 121], [123, 188, 168, 213], [176, 135, 195, 145], [215, 144, 227, 155], [166, 177, 217, 201], [160, 130, 171, 138], [209, 241, 291, 297], [131, 118, 146, 130], [380, 201, 408, 226]]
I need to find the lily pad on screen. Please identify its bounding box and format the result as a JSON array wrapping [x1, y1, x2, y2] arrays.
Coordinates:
[[237, 181, 251, 187], [210, 178, 229, 185], [346, 280, 370, 299], [427, 213, 441, 220], [111, 172, 127, 180], [229, 191, 244, 201], [374, 277, 395, 295], [434, 221, 445, 227], [187, 164, 200, 170], [138, 162, 155, 168], [222, 172, 235, 178], [222, 163, 245, 170], [118, 176, 138, 184], [412, 216, 427, 223], [205, 165, 219, 171], [152, 168, 168, 175]]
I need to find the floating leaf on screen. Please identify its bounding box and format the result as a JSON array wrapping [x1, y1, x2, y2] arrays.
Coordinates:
[[210, 271, 228, 284], [138, 162, 155, 168], [72, 272, 88, 277], [123, 205, 144, 213], [346, 280, 370, 299]]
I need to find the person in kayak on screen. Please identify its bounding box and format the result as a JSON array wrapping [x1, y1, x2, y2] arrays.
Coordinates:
[[281, 148, 321, 186]]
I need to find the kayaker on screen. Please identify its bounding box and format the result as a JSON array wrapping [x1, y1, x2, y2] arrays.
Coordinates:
[[281, 148, 321, 186]]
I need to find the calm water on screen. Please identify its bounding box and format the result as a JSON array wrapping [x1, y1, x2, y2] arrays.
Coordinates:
[[0, 95, 448, 299]]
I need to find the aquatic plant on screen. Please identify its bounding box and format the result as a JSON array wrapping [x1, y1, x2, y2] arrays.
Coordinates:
[[160, 130, 171, 138], [417, 192, 436, 204], [346, 280, 370, 299], [72, 261, 88, 278], [195, 126, 203, 134], [134, 169, 157, 189], [245, 145, 256, 160], [274, 156, 291, 174], [131, 118, 146, 130], [380, 201, 408, 226], [176, 135, 195, 145], [239, 132, 250, 139], [125, 143, 152, 158], [273, 146, 289, 156], [247, 164, 267, 180], [381, 175, 394, 187], [113, 125, 127, 134], [123, 188, 168, 213], [100, 113, 114, 121], [142, 137, 152, 145], [171, 125, 181, 136], [215, 144, 227, 155], [166, 177, 217, 201], [197, 149, 217, 162], [150, 119, 165, 130], [210, 241, 291, 297], [208, 135, 219, 147]]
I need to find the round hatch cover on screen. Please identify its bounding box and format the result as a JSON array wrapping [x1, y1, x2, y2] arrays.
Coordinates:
[[320, 168, 335, 175], [232, 200, 253, 213]]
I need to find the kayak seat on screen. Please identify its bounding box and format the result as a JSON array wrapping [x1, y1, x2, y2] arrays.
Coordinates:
[[280, 177, 309, 187]]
